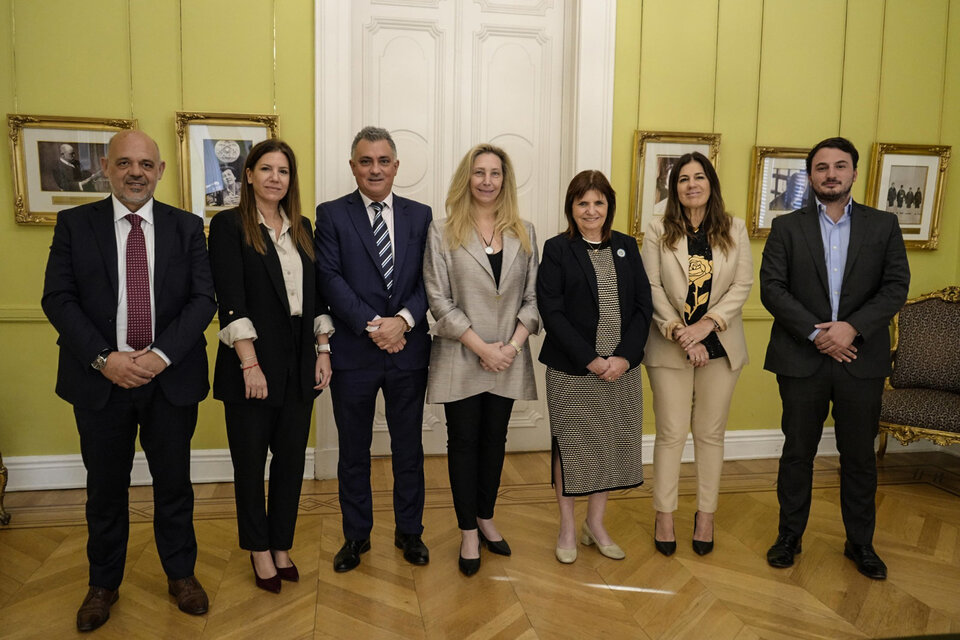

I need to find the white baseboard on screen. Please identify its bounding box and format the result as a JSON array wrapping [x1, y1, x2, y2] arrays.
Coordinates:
[[4, 448, 315, 492], [4, 430, 956, 491]]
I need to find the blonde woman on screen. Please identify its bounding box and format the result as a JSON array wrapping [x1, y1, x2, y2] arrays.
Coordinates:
[[423, 144, 540, 576]]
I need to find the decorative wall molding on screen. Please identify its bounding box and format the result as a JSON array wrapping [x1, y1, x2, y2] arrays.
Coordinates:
[[5, 448, 316, 492]]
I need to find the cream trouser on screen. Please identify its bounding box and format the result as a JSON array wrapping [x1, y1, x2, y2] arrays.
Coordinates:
[[647, 359, 742, 513]]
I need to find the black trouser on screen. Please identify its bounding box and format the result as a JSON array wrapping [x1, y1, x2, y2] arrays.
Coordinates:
[[776, 359, 884, 545], [74, 382, 198, 590], [444, 393, 515, 530]]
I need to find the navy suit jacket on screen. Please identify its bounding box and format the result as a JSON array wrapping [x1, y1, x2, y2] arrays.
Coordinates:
[[314, 190, 432, 371], [41, 196, 216, 409], [760, 201, 910, 379]]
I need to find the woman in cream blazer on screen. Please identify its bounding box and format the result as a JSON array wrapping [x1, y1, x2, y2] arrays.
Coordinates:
[[641, 151, 753, 558], [423, 143, 540, 576]]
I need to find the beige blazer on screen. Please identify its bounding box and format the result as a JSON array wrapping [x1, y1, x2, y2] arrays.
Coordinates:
[[423, 219, 540, 403], [641, 216, 753, 370]]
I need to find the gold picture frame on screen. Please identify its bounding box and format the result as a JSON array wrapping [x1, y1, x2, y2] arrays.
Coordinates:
[[7, 114, 136, 224], [865, 143, 950, 250], [747, 146, 810, 239], [175, 112, 278, 224], [628, 130, 720, 242]]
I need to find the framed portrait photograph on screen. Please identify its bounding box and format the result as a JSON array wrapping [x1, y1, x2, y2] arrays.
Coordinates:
[[175, 112, 279, 223], [865, 143, 951, 249], [629, 130, 721, 241], [7, 114, 136, 224], [747, 146, 811, 238]]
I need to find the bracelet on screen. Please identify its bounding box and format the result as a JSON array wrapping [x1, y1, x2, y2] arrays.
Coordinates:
[[508, 339, 522, 353], [241, 362, 260, 371], [241, 355, 257, 363], [710, 318, 721, 332]]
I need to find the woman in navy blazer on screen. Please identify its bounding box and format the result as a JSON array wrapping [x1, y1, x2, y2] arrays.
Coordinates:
[[209, 140, 332, 593], [537, 170, 652, 564]]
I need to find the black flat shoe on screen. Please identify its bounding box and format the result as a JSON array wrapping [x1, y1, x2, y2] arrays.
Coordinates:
[[395, 532, 430, 565], [478, 530, 512, 556], [692, 511, 714, 556], [459, 541, 481, 576], [766, 534, 802, 568], [843, 541, 887, 580], [333, 538, 370, 573]]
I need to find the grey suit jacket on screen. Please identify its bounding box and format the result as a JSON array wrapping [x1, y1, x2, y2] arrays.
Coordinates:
[[641, 216, 754, 370], [423, 219, 540, 403]]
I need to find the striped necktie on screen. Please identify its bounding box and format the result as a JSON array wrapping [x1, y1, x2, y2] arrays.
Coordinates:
[[371, 201, 394, 292]]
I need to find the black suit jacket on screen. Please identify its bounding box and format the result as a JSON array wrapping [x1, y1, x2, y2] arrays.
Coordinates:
[[537, 230, 653, 374], [208, 208, 328, 405], [314, 190, 432, 371], [760, 201, 910, 379], [41, 197, 216, 409]]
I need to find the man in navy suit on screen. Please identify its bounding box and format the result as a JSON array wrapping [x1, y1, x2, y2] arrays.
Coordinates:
[[315, 127, 432, 572], [42, 130, 216, 631], [760, 137, 909, 580]]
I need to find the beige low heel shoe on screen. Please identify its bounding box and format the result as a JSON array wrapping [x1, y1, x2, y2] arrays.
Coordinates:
[[555, 545, 578, 564], [580, 522, 625, 560]]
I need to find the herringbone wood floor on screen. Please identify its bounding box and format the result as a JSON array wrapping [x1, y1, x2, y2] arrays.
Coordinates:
[[1, 451, 959, 639]]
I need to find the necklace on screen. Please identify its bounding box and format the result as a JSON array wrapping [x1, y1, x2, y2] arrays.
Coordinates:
[[583, 237, 603, 250], [479, 230, 495, 254]]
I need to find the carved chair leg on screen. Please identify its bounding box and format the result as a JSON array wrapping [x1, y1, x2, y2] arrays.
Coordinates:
[[0, 451, 9, 525], [876, 431, 888, 461]]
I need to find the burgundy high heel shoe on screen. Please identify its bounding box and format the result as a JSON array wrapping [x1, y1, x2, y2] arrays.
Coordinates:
[[272, 551, 300, 582], [250, 553, 281, 593]]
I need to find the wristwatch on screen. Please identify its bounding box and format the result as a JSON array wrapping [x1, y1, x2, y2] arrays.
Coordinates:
[[315, 343, 332, 355], [91, 349, 112, 371]]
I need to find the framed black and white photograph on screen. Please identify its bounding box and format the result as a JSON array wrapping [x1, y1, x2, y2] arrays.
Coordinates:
[[7, 114, 136, 224], [175, 112, 279, 224], [747, 146, 810, 238], [629, 130, 721, 241], [865, 143, 951, 249]]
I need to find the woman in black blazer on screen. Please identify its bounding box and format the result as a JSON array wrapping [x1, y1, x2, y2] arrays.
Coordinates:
[[208, 139, 332, 593], [537, 170, 652, 564]]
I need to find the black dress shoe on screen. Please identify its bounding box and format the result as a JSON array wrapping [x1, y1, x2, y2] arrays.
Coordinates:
[[843, 541, 887, 580], [76, 586, 118, 632], [459, 541, 481, 576], [394, 532, 430, 565], [654, 539, 677, 556], [478, 530, 512, 556], [333, 538, 371, 573], [692, 511, 714, 556], [766, 534, 802, 568]]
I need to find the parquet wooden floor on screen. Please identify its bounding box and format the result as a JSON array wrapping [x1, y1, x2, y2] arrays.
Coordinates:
[[1, 451, 959, 639]]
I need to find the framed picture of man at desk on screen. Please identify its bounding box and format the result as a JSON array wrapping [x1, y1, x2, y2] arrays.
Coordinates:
[[747, 146, 811, 239], [7, 114, 136, 224], [628, 130, 721, 242], [175, 112, 279, 225], [865, 143, 951, 250]]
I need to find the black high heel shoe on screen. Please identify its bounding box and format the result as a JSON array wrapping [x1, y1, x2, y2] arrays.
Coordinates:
[[478, 530, 512, 556], [459, 540, 481, 576], [654, 514, 676, 556], [692, 511, 714, 556]]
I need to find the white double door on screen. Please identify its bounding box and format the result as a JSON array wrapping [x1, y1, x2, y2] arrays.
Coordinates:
[[314, 0, 616, 467]]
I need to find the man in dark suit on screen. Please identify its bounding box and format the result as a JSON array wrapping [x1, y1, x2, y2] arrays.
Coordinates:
[[315, 126, 432, 572], [760, 137, 909, 580], [41, 130, 216, 631]]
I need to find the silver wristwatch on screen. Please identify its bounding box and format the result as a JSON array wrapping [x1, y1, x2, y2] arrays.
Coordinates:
[[91, 349, 112, 371], [315, 343, 332, 355]]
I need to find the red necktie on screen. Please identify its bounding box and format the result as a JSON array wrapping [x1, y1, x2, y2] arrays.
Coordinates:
[[125, 214, 152, 350]]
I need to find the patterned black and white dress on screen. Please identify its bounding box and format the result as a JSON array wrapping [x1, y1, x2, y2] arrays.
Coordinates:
[[545, 244, 644, 496]]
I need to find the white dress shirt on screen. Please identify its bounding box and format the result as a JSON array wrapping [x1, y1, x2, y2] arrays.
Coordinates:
[[357, 192, 415, 330]]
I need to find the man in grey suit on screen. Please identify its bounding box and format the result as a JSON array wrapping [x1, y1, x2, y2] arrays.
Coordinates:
[[760, 137, 909, 580]]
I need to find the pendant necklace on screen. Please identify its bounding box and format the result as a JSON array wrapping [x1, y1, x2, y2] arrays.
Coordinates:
[[480, 229, 495, 254], [583, 237, 602, 250]]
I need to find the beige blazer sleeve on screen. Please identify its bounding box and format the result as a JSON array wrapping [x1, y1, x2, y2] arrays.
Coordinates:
[[641, 216, 754, 370], [423, 219, 540, 403]]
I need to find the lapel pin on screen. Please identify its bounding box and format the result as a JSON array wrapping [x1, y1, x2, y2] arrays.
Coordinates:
[[616, 248, 626, 258]]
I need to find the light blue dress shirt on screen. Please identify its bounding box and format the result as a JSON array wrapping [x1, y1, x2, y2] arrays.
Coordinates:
[[808, 197, 852, 341]]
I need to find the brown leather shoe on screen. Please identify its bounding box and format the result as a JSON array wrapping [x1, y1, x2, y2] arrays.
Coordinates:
[[167, 576, 209, 615], [76, 586, 118, 632]]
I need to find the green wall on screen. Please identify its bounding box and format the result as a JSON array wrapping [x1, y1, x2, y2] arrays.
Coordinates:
[[1, 0, 958, 456]]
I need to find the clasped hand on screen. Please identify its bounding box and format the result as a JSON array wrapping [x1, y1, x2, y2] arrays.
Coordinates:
[[101, 349, 167, 389], [587, 355, 629, 382], [673, 318, 713, 349], [480, 341, 516, 372], [813, 320, 858, 362], [368, 316, 407, 354]]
